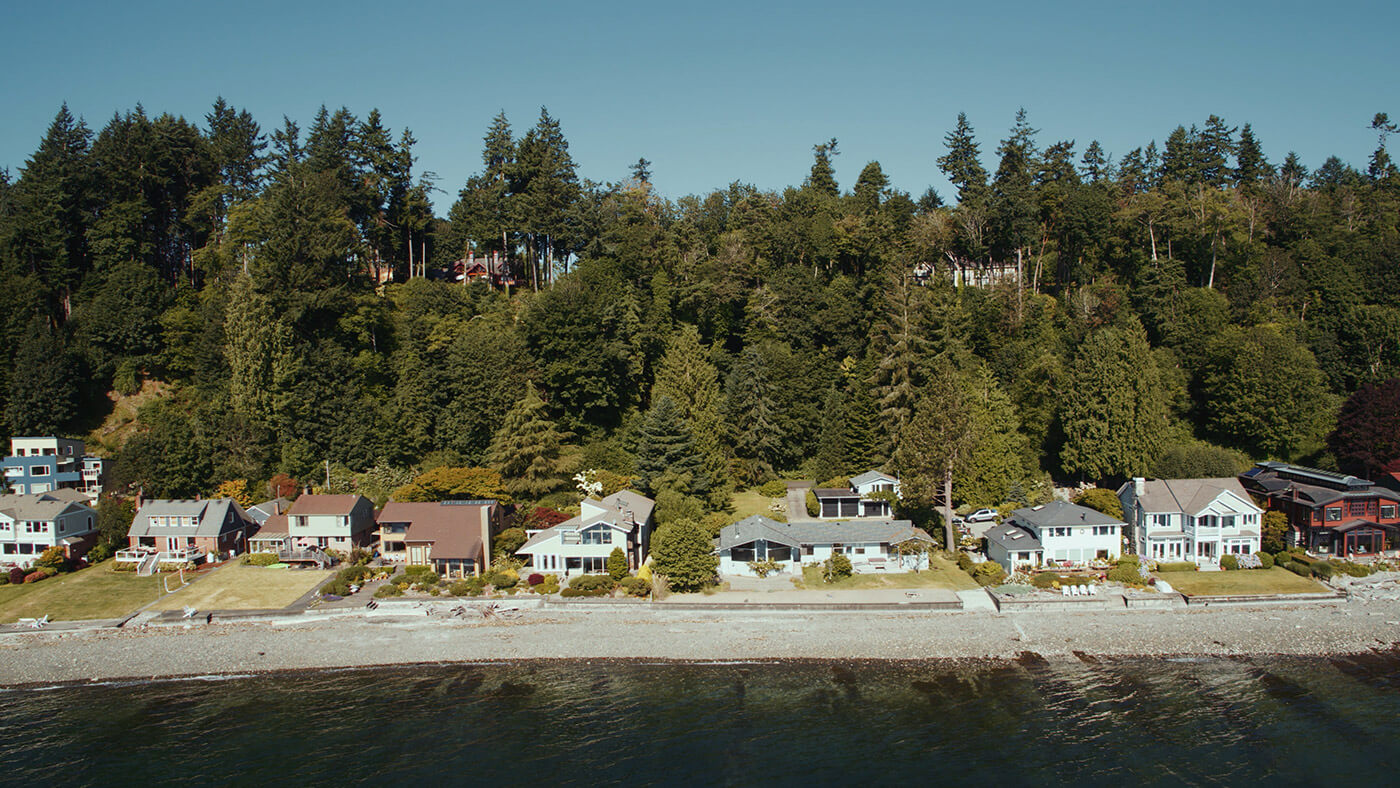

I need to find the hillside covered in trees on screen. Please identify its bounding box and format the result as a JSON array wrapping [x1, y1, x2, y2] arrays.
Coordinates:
[[1, 100, 1397, 526]]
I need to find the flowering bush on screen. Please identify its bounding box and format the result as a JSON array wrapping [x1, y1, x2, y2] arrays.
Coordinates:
[[1236, 553, 1263, 569]]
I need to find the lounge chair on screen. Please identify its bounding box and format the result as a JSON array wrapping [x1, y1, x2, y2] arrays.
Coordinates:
[[19, 615, 49, 629]]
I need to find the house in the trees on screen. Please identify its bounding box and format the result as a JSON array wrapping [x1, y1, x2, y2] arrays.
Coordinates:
[[376, 500, 502, 577], [715, 515, 934, 577], [1116, 477, 1263, 566], [284, 494, 378, 551], [516, 491, 654, 574], [0, 490, 98, 568], [984, 522, 1043, 575], [1003, 500, 1124, 567], [451, 251, 516, 288], [1239, 461, 1400, 558], [813, 471, 901, 519], [122, 498, 255, 568], [2, 437, 107, 499]]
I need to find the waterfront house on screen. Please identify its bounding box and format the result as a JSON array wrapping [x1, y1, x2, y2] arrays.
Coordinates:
[[1117, 477, 1263, 566], [715, 515, 935, 577], [285, 494, 377, 551], [2, 437, 107, 499], [1004, 500, 1123, 567], [0, 490, 98, 568], [377, 500, 501, 577], [123, 498, 255, 566], [813, 470, 901, 519], [984, 522, 1044, 574], [1238, 461, 1400, 557], [516, 490, 654, 574]]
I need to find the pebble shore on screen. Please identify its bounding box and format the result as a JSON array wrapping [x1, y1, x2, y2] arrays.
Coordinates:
[[4, 594, 1400, 687]]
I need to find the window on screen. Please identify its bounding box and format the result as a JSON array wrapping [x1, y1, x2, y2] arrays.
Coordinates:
[[1048, 527, 1071, 538], [30, 465, 50, 476], [1326, 507, 1342, 522], [1382, 505, 1397, 520], [316, 537, 329, 548], [855, 546, 866, 555], [1093, 526, 1116, 536], [802, 546, 814, 556], [1221, 515, 1236, 528], [581, 527, 610, 545], [24, 521, 48, 534], [1151, 514, 1171, 528], [1349, 501, 1369, 518]]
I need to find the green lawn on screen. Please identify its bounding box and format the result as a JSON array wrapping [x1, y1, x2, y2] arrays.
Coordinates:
[[729, 489, 788, 523], [1155, 567, 1326, 596], [796, 556, 979, 591], [151, 563, 333, 611], [0, 561, 171, 623]]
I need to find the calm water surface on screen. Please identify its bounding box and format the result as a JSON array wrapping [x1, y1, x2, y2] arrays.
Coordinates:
[[3, 655, 1400, 786]]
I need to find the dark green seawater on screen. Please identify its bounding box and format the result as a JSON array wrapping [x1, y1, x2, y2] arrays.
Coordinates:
[[4, 655, 1400, 786]]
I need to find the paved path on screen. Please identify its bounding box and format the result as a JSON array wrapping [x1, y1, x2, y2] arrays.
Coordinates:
[[785, 482, 814, 522]]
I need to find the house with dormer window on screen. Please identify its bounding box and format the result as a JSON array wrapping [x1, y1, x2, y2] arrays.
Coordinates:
[[812, 470, 902, 519], [0, 490, 97, 568], [515, 490, 654, 574], [1117, 477, 1263, 567]]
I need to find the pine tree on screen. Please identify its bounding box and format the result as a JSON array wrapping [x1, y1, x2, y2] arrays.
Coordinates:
[[5, 316, 79, 435], [991, 108, 1039, 264], [725, 346, 781, 479], [875, 274, 928, 457], [937, 112, 988, 206], [852, 161, 888, 214], [649, 518, 718, 591], [1234, 123, 1270, 189], [806, 138, 840, 198], [955, 365, 1031, 507], [653, 325, 732, 508], [485, 381, 573, 500], [635, 394, 703, 497], [1080, 140, 1109, 182]]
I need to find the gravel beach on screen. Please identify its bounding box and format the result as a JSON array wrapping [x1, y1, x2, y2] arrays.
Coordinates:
[[4, 594, 1400, 687]]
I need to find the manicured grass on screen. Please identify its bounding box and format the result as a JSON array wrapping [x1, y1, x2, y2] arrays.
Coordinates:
[[151, 563, 333, 611], [729, 490, 788, 523], [796, 556, 979, 591], [1155, 567, 1326, 596], [0, 561, 170, 623]]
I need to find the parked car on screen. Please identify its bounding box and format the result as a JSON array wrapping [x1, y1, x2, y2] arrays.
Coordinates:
[[965, 508, 1000, 523]]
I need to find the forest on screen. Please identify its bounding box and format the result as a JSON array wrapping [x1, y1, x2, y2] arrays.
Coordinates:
[[0, 100, 1397, 534]]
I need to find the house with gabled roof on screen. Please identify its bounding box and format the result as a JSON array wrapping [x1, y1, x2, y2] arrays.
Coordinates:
[[285, 494, 377, 551], [984, 522, 1043, 574], [516, 490, 654, 575], [1004, 500, 1124, 568], [1117, 476, 1263, 566], [0, 490, 98, 568], [812, 470, 901, 519], [376, 500, 502, 577], [124, 498, 255, 565], [1239, 461, 1400, 557], [715, 515, 934, 576]]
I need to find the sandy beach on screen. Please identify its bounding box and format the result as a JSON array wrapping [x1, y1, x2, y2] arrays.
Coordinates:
[[3, 593, 1400, 687]]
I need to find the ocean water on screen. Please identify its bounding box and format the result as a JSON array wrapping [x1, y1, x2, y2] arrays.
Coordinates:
[[3, 655, 1400, 786]]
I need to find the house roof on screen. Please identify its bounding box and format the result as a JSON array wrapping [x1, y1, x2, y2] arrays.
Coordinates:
[[517, 491, 654, 554], [849, 470, 897, 487], [247, 498, 290, 523], [30, 488, 90, 504], [812, 488, 860, 499], [598, 489, 655, 526], [384, 502, 489, 561], [1124, 478, 1259, 516], [984, 523, 1043, 552], [128, 499, 250, 538], [1332, 519, 1400, 534], [288, 494, 367, 516], [1010, 500, 1123, 529], [716, 515, 933, 551], [251, 513, 288, 539], [0, 492, 92, 522]]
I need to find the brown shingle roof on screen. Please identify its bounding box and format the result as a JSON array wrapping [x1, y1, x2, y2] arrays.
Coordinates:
[[380, 501, 489, 561], [288, 494, 366, 516]]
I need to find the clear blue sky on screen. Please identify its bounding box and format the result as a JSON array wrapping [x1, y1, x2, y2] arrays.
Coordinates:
[[3, 0, 1396, 213]]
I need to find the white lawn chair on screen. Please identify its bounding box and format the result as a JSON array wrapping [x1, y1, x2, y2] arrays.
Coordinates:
[[19, 615, 49, 629], [1061, 585, 1070, 597], [1087, 584, 1097, 596], [181, 606, 199, 619]]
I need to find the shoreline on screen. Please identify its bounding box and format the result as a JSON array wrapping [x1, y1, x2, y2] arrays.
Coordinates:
[[4, 597, 1400, 688]]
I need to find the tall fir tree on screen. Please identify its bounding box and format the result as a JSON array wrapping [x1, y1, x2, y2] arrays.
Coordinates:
[[485, 381, 573, 500], [653, 325, 732, 509]]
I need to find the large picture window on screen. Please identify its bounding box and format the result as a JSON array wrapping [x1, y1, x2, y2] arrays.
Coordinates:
[[581, 526, 610, 545]]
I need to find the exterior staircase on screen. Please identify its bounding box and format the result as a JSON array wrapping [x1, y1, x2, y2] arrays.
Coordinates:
[[136, 552, 160, 576]]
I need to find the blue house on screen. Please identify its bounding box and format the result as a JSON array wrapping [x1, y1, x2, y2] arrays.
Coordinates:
[[2, 437, 107, 499]]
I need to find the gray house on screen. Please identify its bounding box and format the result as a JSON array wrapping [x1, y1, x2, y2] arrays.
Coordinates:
[[0, 490, 98, 568], [716, 515, 934, 576]]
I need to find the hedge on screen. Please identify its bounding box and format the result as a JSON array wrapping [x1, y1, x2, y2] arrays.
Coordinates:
[[1031, 573, 1090, 588], [1257, 552, 1275, 569], [1284, 561, 1311, 577], [1156, 561, 1198, 573], [243, 552, 281, 566], [1310, 563, 1334, 580]]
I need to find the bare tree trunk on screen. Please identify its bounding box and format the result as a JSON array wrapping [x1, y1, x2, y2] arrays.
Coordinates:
[[1149, 220, 1158, 261], [1016, 247, 1024, 322], [407, 231, 414, 279], [943, 464, 955, 552]]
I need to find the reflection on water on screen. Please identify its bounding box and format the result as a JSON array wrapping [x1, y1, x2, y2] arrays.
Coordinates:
[[2, 655, 1399, 786]]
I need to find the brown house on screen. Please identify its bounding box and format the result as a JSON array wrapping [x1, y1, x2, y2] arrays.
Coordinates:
[[377, 500, 501, 578], [1239, 461, 1400, 557]]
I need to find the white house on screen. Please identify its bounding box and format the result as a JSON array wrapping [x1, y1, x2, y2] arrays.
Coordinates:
[[813, 470, 902, 519], [1117, 477, 1263, 567], [0, 490, 98, 568], [716, 515, 935, 577], [285, 494, 377, 551], [516, 490, 654, 575], [1005, 500, 1124, 567]]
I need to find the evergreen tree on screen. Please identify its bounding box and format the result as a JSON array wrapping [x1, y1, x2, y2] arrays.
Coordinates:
[[956, 365, 1031, 507], [725, 346, 781, 480], [1234, 123, 1269, 188], [937, 112, 988, 206], [991, 108, 1040, 263], [4, 317, 79, 435], [806, 138, 840, 198], [1080, 140, 1109, 182], [649, 517, 718, 591], [653, 325, 731, 508], [485, 381, 574, 500], [1058, 324, 1168, 480], [635, 394, 703, 497]]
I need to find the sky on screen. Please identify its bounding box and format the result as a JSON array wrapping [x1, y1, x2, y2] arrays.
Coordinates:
[[2, 0, 1397, 214]]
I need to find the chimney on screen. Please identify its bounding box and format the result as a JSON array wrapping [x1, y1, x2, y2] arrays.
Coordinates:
[[136, 488, 144, 511], [479, 504, 492, 577], [1133, 477, 1145, 497]]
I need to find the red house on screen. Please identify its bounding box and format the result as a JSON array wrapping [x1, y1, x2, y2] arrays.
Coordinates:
[[1239, 461, 1400, 557]]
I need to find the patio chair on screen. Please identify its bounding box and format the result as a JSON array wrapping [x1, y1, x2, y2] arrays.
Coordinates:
[[1061, 585, 1070, 597], [20, 615, 49, 629]]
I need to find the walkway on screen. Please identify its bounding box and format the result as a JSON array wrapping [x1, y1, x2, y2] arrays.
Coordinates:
[[785, 481, 814, 522]]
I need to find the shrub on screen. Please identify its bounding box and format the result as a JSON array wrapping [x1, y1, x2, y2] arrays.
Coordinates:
[[748, 558, 782, 578], [972, 561, 1006, 587], [450, 577, 487, 596], [9, 567, 26, 585], [404, 565, 437, 579], [758, 479, 787, 498], [34, 545, 71, 573], [1310, 563, 1334, 581], [607, 547, 629, 581], [348, 547, 372, 566], [805, 490, 820, 518], [1274, 551, 1292, 567], [1284, 561, 1311, 577], [0, 573, 8, 586], [86, 544, 113, 564], [1031, 572, 1059, 589], [527, 573, 545, 586], [23, 571, 46, 584], [1220, 554, 1239, 571], [956, 552, 975, 572], [388, 573, 408, 586], [822, 553, 853, 582], [533, 578, 560, 595], [321, 578, 351, 596], [1332, 561, 1375, 578], [619, 576, 651, 598], [1236, 553, 1262, 569], [486, 568, 518, 589], [244, 552, 281, 567], [374, 584, 404, 598], [1156, 561, 1198, 573], [1117, 553, 1140, 564], [337, 564, 372, 583], [569, 574, 617, 593], [1257, 552, 1275, 569], [1106, 564, 1142, 584]]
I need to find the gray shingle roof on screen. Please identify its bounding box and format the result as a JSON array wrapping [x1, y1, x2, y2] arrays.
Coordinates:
[[128, 499, 251, 538], [716, 515, 933, 551], [849, 470, 897, 487], [515, 490, 656, 554], [0, 492, 92, 521], [984, 523, 1043, 552], [1124, 478, 1258, 515], [1009, 500, 1123, 529]]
